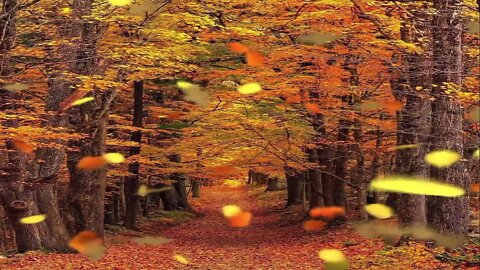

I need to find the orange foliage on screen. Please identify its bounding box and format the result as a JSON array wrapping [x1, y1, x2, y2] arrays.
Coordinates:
[[77, 156, 107, 170], [309, 207, 346, 219]]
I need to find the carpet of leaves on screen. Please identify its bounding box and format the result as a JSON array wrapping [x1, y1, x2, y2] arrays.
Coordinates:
[[0, 185, 477, 270]]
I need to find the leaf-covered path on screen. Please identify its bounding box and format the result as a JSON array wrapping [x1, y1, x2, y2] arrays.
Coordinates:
[[0, 186, 465, 270]]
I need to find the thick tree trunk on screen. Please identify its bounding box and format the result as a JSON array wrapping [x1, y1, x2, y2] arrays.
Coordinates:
[[395, 10, 430, 226], [307, 148, 324, 208], [265, 177, 279, 192], [159, 184, 181, 211], [192, 180, 201, 198], [353, 118, 367, 220], [427, 0, 469, 234], [333, 119, 350, 208], [124, 80, 144, 230], [285, 167, 304, 207], [169, 154, 189, 209]]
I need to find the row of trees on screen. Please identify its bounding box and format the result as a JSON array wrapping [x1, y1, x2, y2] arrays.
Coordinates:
[[0, 0, 478, 254]]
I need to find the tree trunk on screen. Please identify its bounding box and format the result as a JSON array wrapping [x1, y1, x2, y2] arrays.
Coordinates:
[[285, 167, 304, 207], [395, 10, 430, 226], [265, 177, 279, 192], [333, 119, 350, 208], [0, 0, 17, 75], [353, 118, 367, 220], [427, 0, 469, 234], [124, 80, 144, 230], [159, 184, 181, 211], [192, 180, 201, 198], [307, 148, 324, 208], [169, 154, 189, 209]]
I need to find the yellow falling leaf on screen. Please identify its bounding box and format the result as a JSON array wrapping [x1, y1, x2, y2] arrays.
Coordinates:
[[137, 185, 148, 197], [61, 7, 72, 14], [369, 175, 465, 197], [20, 214, 46, 224], [388, 144, 419, 151], [473, 149, 479, 159], [103, 153, 125, 164], [108, 0, 131, 6], [424, 150, 460, 168], [176, 81, 194, 90], [222, 205, 242, 218], [174, 254, 190, 265], [318, 249, 347, 263], [176, 81, 210, 107], [71, 97, 94, 107], [237, 83, 262, 95], [364, 204, 393, 219]]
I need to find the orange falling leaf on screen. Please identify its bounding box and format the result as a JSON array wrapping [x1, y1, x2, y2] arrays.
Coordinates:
[[305, 103, 321, 114], [228, 211, 252, 228], [471, 183, 480, 193], [166, 112, 183, 121], [381, 100, 404, 115], [68, 231, 103, 254], [12, 139, 34, 153], [303, 220, 327, 231], [246, 50, 265, 67], [77, 156, 107, 170], [228, 42, 249, 54], [59, 89, 89, 112], [309, 206, 346, 219]]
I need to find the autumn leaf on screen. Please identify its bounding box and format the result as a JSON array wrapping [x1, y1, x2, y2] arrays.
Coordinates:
[[237, 83, 262, 95], [471, 183, 480, 193], [176, 81, 209, 107], [71, 97, 95, 107], [309, 207, 345, 219], [380, 100, 404, 115], [364, 204, 393, 219], [305, 103, 321, 114], [108, 0, 132, 6], [303, 220, 327, 231], [166, 112, 183, 121], [222, 205, 242, 218], [173, 254, 190, 265], [103, 152, 125, 164], [318, 249, 349, 270], [424, 150, 460, 168], [245, 50, 265, 67], [20, 214, 46, 224], [228, 211, 252, 228], [69, 231, 105, 261], [77, 156, 108, 170], [228, 42, 249, 53], [12, 139, 34, 153], [369, 175, 465, 197]]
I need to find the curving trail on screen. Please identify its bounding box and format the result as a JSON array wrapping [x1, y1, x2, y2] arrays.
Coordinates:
[[1, 186, 458, 270]]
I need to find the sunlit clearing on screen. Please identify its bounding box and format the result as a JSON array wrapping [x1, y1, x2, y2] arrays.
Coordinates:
[[20, 214, 46, 224], [12, 139, 34, 153], [364, 204, 393, 219], [71, 97, 94, 107], [103, 152, 125, 164], [424, 150, 460, 168], [133, 236, 172, 245], [303, 220, 327, 231], [174, 254, 190, 264], [370, 175, 465, 197], [222, 205, 242, 218], [237, 82, 262, 95], [309, 206, 345, 219], [108, 0, 132, 6], [228, 211, 252, 228], [228, 42, 249, 53], [318, 249, 348, 270], [76, 156, 108, 170]]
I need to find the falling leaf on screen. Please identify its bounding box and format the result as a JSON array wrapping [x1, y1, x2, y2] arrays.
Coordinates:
[[424, 150, 460, 168], [364, 204, 393, 219], [305, 103, 321, 114], [71, 97, 94, 107], [77, 156, 107, 170], [369, 175, 465, 197], [176, 81, 209, 107], [137, 185, 149, 197], [473, 149, 479, 159], [174, 254, 190, 265], [103, 152, 125, 164], [228, 42, 249, 54], [245, 51, 265, 67], [2, 82, 29, 92], [20, 214, 46, 224], [222, 205, 242, 218], [166, 112, 183, 121], [69, 231, 105, 261], [471, 183, 480, 193], [380, 100, 404, 115], [108, 0, 131, 6], [61, 7, 72, 14], [303, 220, 327, 231], [467, 21, 480, 34], [318, 249, 348, 270], [237, 82, 262, 95], [228, 211, 252, 227], [466, 106, 479, 122], [12, 139, 34, 153], [309, 206, 346, 219], [297, 32, 342, 45], [133, 236, 172, 245], [388, 144, 419, 151]]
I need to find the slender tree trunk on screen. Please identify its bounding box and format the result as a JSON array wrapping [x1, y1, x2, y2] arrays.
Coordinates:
[[192, 180, 201, 198], [427, 0, 469, 234], [369, 118, 383, 203], [169, 154, 190, 209], [124, 80, 144, 229], [353, 118, 367, 220], [285, 167, 303, 207], [333, 119, 350, 208], [307, 148, 324, 208]]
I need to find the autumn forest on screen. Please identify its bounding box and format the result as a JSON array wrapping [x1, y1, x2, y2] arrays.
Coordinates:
[[0, 0, 479, 269]]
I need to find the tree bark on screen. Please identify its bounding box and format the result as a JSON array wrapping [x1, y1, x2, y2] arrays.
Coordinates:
[[285, 167, 304, 207], [265, 177, 279, 192], [307, 148, 324, 208], [124, 80, 144, 230], [352, 118, 367, 220], [169, 154, 190, 209], [192, 180, 201, 198], [333, 119, 350, 208], [427, 0, 469, 234]]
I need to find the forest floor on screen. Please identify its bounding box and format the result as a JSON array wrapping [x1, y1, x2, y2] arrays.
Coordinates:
[[0, 183, 478, 270]]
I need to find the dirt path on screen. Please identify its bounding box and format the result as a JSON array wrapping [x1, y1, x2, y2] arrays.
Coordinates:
[[0, 186, 460, 270]]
